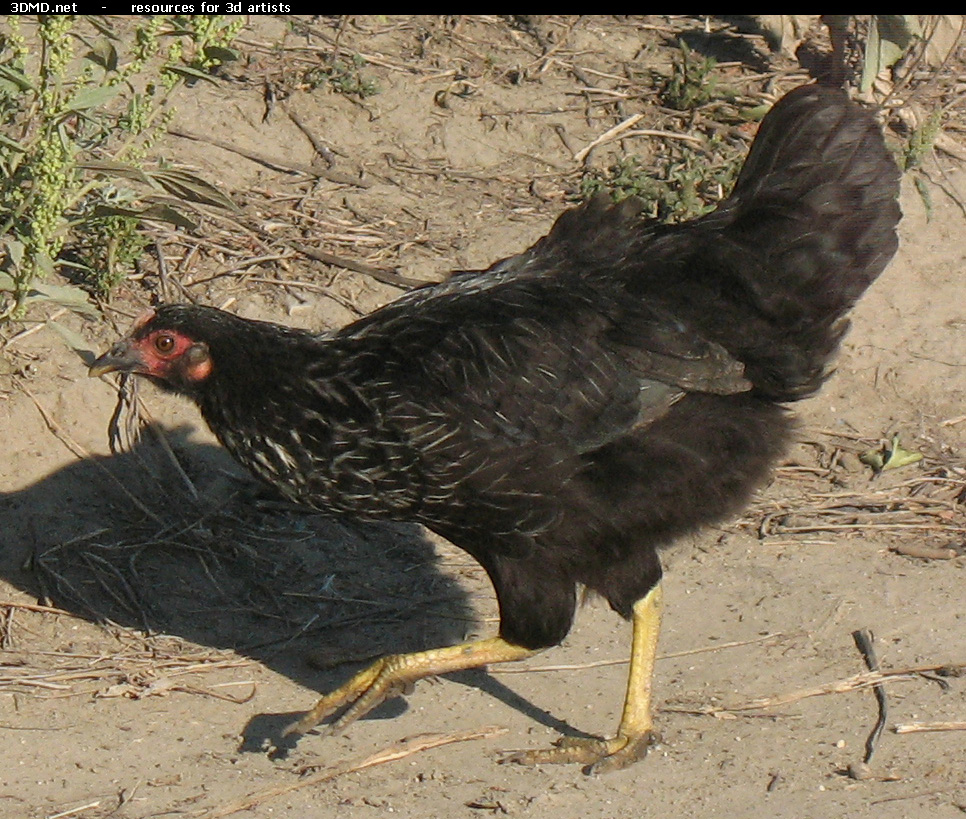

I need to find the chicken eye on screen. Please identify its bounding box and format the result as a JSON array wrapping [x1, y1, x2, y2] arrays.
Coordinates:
[[155, 334, 176, 354]]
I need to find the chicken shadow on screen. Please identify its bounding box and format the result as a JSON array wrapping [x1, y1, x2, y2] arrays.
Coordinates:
[[676, 17, 846, 86], [667, 16, 773, 72], [0, 423, 582, 754]]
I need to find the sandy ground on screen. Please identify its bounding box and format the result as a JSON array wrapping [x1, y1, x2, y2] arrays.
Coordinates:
[[2, 16, 965, 819]]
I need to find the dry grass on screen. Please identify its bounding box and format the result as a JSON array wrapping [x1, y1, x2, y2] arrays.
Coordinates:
[[741, 428, 966, 552]]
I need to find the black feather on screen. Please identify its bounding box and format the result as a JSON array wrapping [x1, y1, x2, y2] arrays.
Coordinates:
[[100, 85, 901, 652]]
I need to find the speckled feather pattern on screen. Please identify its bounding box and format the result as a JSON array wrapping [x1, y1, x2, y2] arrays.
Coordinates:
[[128, 85, 900, 650]]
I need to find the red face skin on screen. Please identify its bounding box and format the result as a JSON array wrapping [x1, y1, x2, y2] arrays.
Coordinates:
[[89, 312, 213, 387], [131, 327, 214, 383]]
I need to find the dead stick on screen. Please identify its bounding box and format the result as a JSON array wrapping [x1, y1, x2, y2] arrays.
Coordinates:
[[195, 726, 506, 819], [573, 113, 644, 162], [0, 601, 84, 617], [168, 127, 371, 187], [3, 308, 68, 348], [892, 544, 958, 560], [143, 423, 200, 501], [666, 668, 945, 716], [46, 800, 104, 819], [18, 383, 160, 521], [871, 787, 955, 805], [894, 721, 966, 734], [853, 628, 887, 763], [493, 632, 785, 673], [622, 128, 704, 145], [291, 242, 429, 289], [725, 670, 912, 712], [284, 105, 338, 166]]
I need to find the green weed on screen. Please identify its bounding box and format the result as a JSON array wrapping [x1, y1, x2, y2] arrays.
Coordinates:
[[580, 134, 744, 223], [897, 109, 941, 219], [661, 41, 718, 111], [303, 54, 379, 98], [900, 109, 941, 172], [0, 15, 241, 321]]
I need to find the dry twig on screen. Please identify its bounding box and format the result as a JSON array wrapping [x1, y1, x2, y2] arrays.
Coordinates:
[[194, 726, 507, 819], [852, 628, 887, 763], [493, 632, 784, 674], [666, 662, 966, 717], [893, 721, 966, 734], [291, 242, 429, 289], [169, 127, 372, 188], [18, 383, 160, 520], [573, 113, 644, 162]]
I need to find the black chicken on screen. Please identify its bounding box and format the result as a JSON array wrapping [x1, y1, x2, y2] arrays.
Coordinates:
[[90, 85, 900, 773]]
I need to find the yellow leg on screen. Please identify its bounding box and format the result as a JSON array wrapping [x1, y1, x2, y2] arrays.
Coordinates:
[[284, 636, 536, 738], [505, 582, 663, 774]]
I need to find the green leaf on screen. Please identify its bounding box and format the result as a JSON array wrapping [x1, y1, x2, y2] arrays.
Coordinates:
[[913, 174, 933, 219], [860, 20, 882, 94], [0, 131, 27, 153], [860, 435, 923, 473], [150, 169, 238, 211], [93, 202, 200, 231], [737, 103, 771, 122], [861, 15, 921, 93], [163, 63, 219, 85], [29, 281, 98, 316], [4, 238, 25, 270], [78, 159, 158, 188], [0, 63, 34, 92], [877, 15, 921, 49], [203, 45, 239, 63], [85, 17, 121, 40], [86, 39, 119, 72], [138, 202, 201, 230], [47, 319, 98, 365], [883, 442, 922, 470], [67, 84, 121, 113], [33, 251, 55, 278]]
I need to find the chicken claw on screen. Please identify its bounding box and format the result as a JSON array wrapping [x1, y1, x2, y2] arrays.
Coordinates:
[[283, 637, 535, 738], [504, 731, 656, 774], [504, 584, 662, 774]]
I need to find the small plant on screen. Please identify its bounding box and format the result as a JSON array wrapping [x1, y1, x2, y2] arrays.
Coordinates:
[[860, 15, 920, 94], [303, 54, 379, 98], [900, 109, 941, 172], [171, 14, 244, 76], [580, 134, 744, 224], [0, 15, 242, 321], [661, 41, 718, 111], [898, 108, 942, 218], [581, 157, 660, 202], [68, 213, 149, 299]]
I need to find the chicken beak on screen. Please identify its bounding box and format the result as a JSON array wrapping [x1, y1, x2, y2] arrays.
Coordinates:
[[88, 340, 144, 378]]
